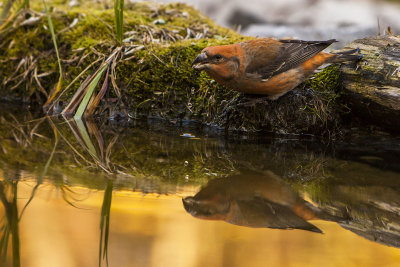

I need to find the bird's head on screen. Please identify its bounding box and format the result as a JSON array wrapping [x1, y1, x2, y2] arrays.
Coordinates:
[[191, 45, 241, 81]]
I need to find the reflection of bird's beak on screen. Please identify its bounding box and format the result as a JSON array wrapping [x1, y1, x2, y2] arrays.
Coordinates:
[[191, 53, 207, 70], [182, 196, 231, 220], [182, 197, 196, 213]]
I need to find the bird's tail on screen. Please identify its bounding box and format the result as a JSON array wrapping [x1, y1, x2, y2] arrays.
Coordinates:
[[330, 48, 363, 63]]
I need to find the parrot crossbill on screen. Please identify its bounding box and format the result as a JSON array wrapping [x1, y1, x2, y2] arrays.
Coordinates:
[[192, 38, 361, 100]]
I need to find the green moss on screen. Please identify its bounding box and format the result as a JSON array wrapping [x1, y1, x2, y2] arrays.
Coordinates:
[[1, 2, 233, 99], [116, 37, 247, 120], [305, 65, 341, 93]]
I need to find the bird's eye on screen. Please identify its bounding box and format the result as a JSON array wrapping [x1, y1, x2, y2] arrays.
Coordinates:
[[215, 54, 222, 60]]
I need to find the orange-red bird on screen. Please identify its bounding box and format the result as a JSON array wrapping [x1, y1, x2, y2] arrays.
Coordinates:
[[192, 38, 361, 100]]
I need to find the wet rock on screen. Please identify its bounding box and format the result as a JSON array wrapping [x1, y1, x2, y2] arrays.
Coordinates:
[[340, 35, 400, 132]]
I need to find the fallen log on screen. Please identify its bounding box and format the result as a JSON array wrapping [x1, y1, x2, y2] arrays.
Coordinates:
[[341, 35, 400, 132]]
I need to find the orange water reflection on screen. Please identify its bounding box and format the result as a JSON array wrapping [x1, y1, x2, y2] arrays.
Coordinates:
[[2, 181, 399, 267]]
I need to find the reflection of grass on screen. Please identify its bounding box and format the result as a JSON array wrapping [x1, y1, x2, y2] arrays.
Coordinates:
[[75, 119, 101, 162], [0, 223, 10, 262], [62, 117, 119, 173], [290, 152, 333, 181], [99, 180, 113, 267], [20, 118, 59, 217], [0, 181, 21, 267], [0, 108, 240, 189]]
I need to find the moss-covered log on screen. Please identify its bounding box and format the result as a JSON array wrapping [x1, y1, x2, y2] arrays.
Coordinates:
[[341, 35, 400, 132], [1, 2, 394, 136]]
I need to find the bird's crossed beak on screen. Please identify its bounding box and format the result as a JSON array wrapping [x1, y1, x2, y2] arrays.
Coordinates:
[[191, 52, 208, 70]]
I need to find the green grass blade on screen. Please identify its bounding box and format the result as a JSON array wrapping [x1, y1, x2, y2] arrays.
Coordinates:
[[42, 0, 63, 97], [62, 69, 97, 116], [0, 1, 25, 31], [0, 0, 15, 21], [86, 66, 109, 117], [23, 0, 29, 9], [74, 64, 107, 120], [114, 0, 124, 44]]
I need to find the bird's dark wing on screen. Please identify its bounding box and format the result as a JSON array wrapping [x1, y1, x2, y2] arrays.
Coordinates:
[[227, 198, 322, 233], [245, 39, 337, 79]]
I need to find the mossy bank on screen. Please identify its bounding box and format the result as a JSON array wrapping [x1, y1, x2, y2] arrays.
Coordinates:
[[1, 1, 349, 136]]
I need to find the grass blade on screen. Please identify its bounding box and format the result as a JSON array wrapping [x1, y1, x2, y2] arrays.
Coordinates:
[[63, 47, 119, 118], [74, 64, 107, 120], [42, 0, 63, 107], [47, 56, 102, 112], [43, 76, 62, 108], [86, 66, 110, 117], [62, 69, 97, 116], [0, 1, 24, 32], [23, 0, 29, 9], [114, 0, 124, 44], [0, 0, 15, 22]]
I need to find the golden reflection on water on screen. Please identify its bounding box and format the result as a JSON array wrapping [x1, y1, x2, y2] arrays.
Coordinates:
[[1, 181, 399, 267]]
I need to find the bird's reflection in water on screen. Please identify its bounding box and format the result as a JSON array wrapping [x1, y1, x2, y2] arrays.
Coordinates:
[[183, 172, 331, 233]]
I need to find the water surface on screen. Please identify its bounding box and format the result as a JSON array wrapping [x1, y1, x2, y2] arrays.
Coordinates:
[[1, 104, 400, 267]]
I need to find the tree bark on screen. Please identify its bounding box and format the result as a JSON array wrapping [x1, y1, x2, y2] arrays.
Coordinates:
[[341, 35, 400, 132]]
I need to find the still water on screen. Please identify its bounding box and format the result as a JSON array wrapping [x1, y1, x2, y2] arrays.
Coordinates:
[[1, 104, 400, 267]]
